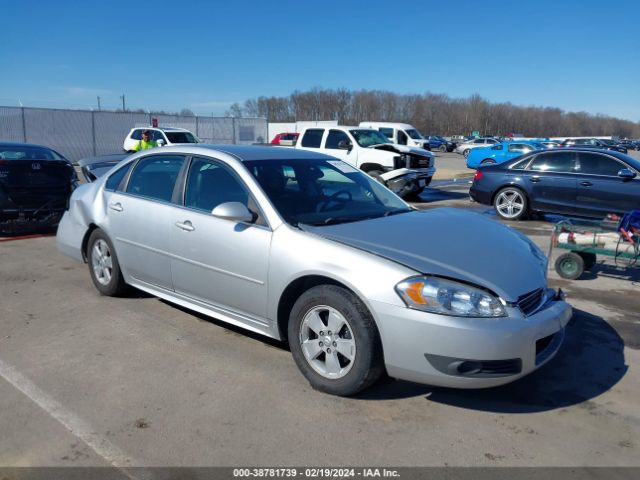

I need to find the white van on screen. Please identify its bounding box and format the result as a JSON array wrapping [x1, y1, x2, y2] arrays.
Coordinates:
[[358, 122, 430, 150]]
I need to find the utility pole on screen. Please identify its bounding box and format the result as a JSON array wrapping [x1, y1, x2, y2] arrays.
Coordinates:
[[97, 96, 101, 111], [120, 94, 126, 111]]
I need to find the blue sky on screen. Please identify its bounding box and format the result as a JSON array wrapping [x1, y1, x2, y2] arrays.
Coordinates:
[[1, 0, 639, 120]]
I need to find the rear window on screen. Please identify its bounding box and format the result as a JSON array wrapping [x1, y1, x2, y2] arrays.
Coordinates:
[[105, 164, 133, 191], [0, 147, 64, 160], [165, 131, 199, 143], [301, 129, 324, 148], [379, 127, 394, 139]]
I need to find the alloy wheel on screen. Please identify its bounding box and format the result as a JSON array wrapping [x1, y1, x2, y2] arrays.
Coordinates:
[[495, 190, 525, 219], [299, 305, 356, 379], [91, 239, 113, 286]]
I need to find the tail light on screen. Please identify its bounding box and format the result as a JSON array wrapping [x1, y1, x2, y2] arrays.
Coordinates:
[[474, 171, 483, 181]]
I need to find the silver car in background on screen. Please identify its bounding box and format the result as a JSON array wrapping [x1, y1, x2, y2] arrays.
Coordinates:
[[57, 145, 571, 396], [455, 137, 501, 157]]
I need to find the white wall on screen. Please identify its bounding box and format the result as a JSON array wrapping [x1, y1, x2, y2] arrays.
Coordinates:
[[267, 120, 338, 141]]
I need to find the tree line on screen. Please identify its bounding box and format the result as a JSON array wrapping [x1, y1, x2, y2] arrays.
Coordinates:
[[225, 88, 640, 139]]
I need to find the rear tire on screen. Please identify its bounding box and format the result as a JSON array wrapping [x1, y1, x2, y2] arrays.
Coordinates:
[[87, 229, 127, 296], [439, 145, 447, 152], [481, 159, 496, 165], [288, 285, 384, 396], [404, 187, 425, 201], [463, 149, 471, 158]]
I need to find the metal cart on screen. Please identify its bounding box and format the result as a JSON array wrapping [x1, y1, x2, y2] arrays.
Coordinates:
[[549, 219, 640, 279]]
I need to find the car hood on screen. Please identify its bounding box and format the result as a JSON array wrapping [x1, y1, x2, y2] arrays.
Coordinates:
[[371, 144, 433, 158], [303, 208, 546, 302]]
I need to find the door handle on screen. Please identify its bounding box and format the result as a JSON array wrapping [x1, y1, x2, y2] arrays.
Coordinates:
[[175, 220, 195, 232], [580, 181, 593, 187], [108, 202, 123, 212], [529, 176, 540, 183]]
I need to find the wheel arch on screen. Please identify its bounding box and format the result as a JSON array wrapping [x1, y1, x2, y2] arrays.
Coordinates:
[[359, 163, 385, 173], [81, 223, 101, 262], [276, 274, 377, 344]]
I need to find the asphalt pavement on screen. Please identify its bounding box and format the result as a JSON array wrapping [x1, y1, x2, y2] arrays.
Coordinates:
[[1, 174, 639, 469]]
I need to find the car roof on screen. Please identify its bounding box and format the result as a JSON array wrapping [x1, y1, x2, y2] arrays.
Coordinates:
[[0, 141, 56, 149], [156, 144, 341, 162], [133, 126, 191, 132]]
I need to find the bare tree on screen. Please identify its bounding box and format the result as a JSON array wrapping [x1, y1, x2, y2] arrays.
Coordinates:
[[240, 88, 640, 138]]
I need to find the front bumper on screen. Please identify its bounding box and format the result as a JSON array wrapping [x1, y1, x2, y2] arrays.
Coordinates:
[[382, 168, 436, 196], [371, 291, 572, 388]]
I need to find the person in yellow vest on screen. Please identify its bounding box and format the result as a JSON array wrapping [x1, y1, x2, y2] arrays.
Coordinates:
[[131, 130, 158, 151]]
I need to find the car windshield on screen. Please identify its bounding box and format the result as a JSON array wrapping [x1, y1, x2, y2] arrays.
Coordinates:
[[349, 129, 392, 147], [406, 129, 422, 140], [165, 131, 200, 143], [0, 146, 64, 160], [599, 139, 614, 145], [243, 158, 411, 227]]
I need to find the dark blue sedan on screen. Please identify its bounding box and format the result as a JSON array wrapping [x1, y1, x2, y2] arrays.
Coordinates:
[[469, 148, 640, 220]]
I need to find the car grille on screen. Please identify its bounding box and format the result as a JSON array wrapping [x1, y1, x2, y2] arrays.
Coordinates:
[[409, 156, 432, 168], [517, 288, 545, 316], [475, 359, 523, 376]]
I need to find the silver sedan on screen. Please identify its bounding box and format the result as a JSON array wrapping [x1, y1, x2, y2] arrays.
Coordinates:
[[57, 145, 571, 396]]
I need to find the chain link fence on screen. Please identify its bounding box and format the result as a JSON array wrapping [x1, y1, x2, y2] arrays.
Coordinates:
[[0, 106, 267, 163]]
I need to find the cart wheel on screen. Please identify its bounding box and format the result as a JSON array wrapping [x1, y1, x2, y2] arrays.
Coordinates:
[[577, 252, 597, 271], [555, 252, 585, 280]]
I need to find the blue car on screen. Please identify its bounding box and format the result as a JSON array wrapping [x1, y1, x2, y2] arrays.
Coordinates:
[[469, 148, 640, 221], [466, 141, 546, 169]]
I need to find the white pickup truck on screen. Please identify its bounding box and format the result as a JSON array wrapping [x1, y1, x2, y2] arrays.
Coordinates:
[[294, 126, 436, 198]]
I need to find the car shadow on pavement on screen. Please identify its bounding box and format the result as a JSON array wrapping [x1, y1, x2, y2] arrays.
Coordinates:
[[413, 188, 470, 204], [575, 262, 640, 283], [359, 308, 628, 412]]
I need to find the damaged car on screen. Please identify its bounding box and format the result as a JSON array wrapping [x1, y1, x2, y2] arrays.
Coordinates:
[[57, 145, 571, 396], [295, 126, 435, 199], [0, 142, 78, 233]]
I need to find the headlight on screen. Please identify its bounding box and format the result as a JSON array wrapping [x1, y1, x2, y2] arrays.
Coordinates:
[[395, 276, 506, 318]]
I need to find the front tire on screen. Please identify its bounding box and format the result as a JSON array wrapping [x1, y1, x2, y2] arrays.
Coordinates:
[[87, 229, 127, 296], [288, 285, 384, 396], [367, 169, 385, 184], [493, 187, 528, 221], [481, 159, 496, 165], [463, 149, 471, 158]]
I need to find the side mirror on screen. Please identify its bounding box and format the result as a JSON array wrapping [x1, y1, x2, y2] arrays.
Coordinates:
[[156, 139, 166, 147], [618, 168, 637, 180], [211, 202, 255, 223], [337, 139, 352, 151]]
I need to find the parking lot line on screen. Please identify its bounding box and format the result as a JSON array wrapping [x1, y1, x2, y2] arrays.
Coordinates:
[[0, 357, 137, 476]]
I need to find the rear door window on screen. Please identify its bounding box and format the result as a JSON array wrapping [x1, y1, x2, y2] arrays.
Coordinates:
[[509, 143, 532, 153], [577, 152, 627, 177], [527, 152, 574, 173], [301, 129, 324, 148], [126, 155, 185, 202]]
